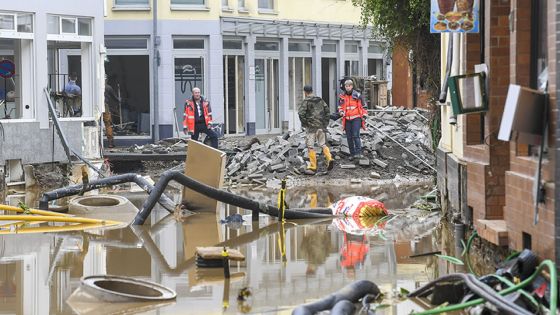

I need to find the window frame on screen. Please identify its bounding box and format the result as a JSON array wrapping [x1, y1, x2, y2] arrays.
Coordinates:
[[0, 12, 33, 39], [257, 0, 276, 14], [112, 0, 151, 10], [170, 0, 209, 11]]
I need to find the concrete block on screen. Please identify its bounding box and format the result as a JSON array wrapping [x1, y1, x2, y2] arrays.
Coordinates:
[[370, 171, 381, 179], [341, 146, 351, 155], [340, 164, 356, 169], [373, 159, 388, 168], [359, 158, 370, 166]]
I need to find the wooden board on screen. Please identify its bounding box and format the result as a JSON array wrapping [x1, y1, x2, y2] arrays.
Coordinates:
[[196, 246, 245, 261]]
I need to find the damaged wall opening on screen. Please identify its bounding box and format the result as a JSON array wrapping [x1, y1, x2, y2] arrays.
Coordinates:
[[105, 55, 151, 137]]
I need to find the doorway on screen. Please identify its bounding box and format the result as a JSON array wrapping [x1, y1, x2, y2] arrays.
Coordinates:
[[223, 55, 245, 135], [255, 58, 279, 133]]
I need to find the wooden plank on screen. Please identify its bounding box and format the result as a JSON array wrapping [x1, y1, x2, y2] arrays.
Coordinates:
[[196, 247, 245, 261]]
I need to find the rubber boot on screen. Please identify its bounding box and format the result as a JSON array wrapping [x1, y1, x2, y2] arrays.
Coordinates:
[[323, 146, 334, 171], [305, 149, 317, 175], [107, 136, 115, 149]]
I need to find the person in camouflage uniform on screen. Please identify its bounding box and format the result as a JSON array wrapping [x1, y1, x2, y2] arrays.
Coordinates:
[[298, 85, 334, 175]]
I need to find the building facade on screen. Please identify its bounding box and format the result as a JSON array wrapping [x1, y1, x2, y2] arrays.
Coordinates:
[[104, 0, 389, 145], [437, 0, 560, 263], [0, 1, 105, 171]]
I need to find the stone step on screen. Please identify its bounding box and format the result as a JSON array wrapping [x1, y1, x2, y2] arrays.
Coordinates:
[[476, 219, 508, 246]]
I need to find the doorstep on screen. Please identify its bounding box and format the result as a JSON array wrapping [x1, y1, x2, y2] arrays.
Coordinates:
[[476, 219, 508, 246]]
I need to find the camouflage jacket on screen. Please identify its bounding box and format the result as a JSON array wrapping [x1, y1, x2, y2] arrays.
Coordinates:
[[298, 96, 330, 130]]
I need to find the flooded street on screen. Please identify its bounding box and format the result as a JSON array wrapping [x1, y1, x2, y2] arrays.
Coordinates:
[[0, 182, 450, 314]]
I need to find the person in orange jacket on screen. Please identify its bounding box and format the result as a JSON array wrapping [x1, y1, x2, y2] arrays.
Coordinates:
[[338, 80, 367, 160], [183, 87, 218, 148]]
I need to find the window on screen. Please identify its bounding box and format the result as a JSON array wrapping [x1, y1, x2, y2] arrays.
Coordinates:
[[171, 0, 205, 5], [238, 0, 246, 9], [47, 15, 92, 37], [114, 0, 149, 6], [255, 40, 279, 51], [345, 41, 359, 53], [0, 13, 33, 33], [531, 0, 547, 90], [258, 0, 274, 10], [61, 18, 77, 34], [322, 42, 336, 53], [105, 38, 148, 49], [368, 42, 383, 54], [288, 41, 311, 52], [223, 39, 243, 50], [0, 15, 14, 31], [344, 60, 359, 76], [222, 0, 229, 8], [173, 38, 205, 49]]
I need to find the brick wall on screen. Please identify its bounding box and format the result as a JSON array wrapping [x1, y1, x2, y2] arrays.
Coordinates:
[[464, 0, 511, 225], [502, 0, 557, 259]]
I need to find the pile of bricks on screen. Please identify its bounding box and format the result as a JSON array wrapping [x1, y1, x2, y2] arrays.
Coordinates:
[[225, 107, 435, 186]]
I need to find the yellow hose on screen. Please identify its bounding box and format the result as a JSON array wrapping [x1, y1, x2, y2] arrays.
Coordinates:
[[0, 223, 117, 234], [0, 215, 120, 226], [0, 204, 71, 217]]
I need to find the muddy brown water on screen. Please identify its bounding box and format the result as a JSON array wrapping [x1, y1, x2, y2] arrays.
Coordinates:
[[0, 182, 472, 314]]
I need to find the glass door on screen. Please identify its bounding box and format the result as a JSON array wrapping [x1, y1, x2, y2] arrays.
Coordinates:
[[255, 57, 279, 133], [223, 55, 245, 135], [174, 57, 204, 135]]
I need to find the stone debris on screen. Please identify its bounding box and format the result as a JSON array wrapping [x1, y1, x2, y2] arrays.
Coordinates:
[[220, 106, 435, 186], [115, 106, 435, 186]]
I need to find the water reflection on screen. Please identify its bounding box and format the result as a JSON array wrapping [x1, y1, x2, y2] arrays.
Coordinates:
[[0, 183, 442, 314]]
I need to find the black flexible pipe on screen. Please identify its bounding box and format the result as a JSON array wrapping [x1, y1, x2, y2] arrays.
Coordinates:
[[292, 280, 380, 315], [39, 173, 175, 213], [408, 273, 533, 315], [133, 170, 331, 225]]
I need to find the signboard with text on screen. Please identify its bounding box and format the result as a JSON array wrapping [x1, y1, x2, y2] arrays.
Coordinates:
[[430, 0, 479, 33]]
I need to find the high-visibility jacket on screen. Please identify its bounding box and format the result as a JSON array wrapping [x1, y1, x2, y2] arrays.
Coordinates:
[[183, 98, 212, 132], [338, 90, 367, 130]]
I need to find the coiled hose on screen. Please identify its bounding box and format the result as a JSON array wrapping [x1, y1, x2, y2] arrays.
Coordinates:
[[409, 260, 557, 315], [292, 280, 380, 315]]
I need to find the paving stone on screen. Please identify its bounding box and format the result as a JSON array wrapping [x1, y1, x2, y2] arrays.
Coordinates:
[[370, 171, 381, 179], [340, 164, 357, 169], [359, 158, 370, 166]]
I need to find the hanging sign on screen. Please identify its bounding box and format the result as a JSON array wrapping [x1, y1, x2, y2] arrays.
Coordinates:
[[0, 60, 15, 79], [430, 0, 480, 33]]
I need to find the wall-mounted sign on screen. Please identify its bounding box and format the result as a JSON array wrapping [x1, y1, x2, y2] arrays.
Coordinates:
[[430, 0, 480, 33], [0, 60, 15, 79]]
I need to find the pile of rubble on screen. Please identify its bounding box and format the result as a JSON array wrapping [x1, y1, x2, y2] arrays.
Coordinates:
[[224, 107, 435, 186]]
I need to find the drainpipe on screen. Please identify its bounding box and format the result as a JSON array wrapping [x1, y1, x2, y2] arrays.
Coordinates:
[[152, 0, 160, 141]]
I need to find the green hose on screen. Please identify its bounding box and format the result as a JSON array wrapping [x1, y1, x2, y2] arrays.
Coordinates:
[[413, 260, 557, 315], [462, 230, 478, 276], [488, 274, 540, 310]]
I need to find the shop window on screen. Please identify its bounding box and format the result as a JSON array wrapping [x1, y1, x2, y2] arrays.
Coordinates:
[[368, 58, 382, 79], [0, 38, 33, 120], [288, 41, 311, 52], [173, 38, 205, 49], [288, 57, 312, 110], [255, 40, 279, 51], [105, 38, 148, 49], [223, 39, 242, 50]]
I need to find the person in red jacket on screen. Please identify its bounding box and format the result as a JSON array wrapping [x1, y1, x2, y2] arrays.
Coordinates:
[[338, 80, 367, 160], [183, 87, 218, 148]]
